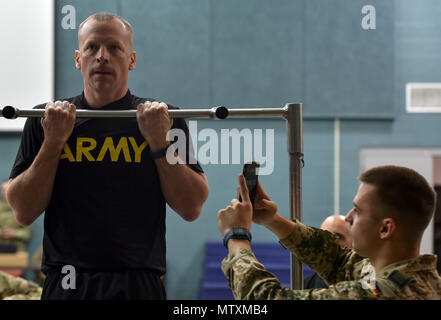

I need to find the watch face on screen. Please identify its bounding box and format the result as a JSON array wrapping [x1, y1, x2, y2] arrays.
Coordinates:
[[232, 228, 251, 240], [233, 228, 246, 236], [224, 228, 251, 248]]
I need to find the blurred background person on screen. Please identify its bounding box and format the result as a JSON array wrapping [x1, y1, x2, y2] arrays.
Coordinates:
[[304, 215, 352, 289], [0, 180, 32, 253], [0, 270, 41, 300]]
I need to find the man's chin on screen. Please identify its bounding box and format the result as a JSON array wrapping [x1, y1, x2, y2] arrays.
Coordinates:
[[90, 82, 114, 92], [352, 246, 368, 258]]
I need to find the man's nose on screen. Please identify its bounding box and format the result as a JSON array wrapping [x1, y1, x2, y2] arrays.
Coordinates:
[[345, 212, 353, 225], [96, 47, 109, 62]]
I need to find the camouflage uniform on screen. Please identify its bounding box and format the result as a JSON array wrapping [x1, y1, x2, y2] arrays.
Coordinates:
[[30, 247, 46, 286], [221, 219, 441, 300], [0, 270, 42, 300], [0, 201, 32, 251]]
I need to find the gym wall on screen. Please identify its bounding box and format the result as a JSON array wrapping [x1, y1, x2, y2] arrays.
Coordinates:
[[0, 0, 440, 299]]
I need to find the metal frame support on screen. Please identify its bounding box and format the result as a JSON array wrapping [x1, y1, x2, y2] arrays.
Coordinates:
[[1, 103, 304, 289], [285, 103, 304, 290]]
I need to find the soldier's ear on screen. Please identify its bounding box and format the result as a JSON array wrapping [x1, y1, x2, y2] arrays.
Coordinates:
[[129, 51, 136, 70], [75, 50, 81, 70], [379, 218, 396, 240]]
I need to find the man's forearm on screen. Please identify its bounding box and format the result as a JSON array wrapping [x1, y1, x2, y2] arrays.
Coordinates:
[[154, 157, 209, 221], [267, 214, 360, 284], [264, 213, 297, 240], [7, 140, 63, 226]]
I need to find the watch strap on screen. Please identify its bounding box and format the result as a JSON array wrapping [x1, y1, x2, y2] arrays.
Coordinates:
[[150, 145, 170, 160], [223, 228, 252, 248]]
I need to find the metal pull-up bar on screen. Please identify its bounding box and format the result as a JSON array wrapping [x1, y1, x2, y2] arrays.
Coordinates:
[[1, 103, 304, 290], [1, 105, 293, 120]]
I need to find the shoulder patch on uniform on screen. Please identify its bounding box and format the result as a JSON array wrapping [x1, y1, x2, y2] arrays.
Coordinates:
[[365, 280, 382, 297], [387, 270, 415, 289]]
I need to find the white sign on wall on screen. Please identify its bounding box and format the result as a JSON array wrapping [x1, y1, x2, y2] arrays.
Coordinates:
[[0, 0, 54, 131], [360, 148, 441, 254]]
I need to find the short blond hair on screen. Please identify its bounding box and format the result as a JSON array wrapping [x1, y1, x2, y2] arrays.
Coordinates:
[[78, 12, 133, 48]]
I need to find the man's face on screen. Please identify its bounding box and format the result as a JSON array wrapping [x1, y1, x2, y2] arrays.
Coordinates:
[[321, 216, 352, 248], [345, 183, 383, 257], [75, 18, 136, 99]]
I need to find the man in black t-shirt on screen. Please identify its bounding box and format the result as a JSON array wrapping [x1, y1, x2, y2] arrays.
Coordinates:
[[6, 12, 209, 300]]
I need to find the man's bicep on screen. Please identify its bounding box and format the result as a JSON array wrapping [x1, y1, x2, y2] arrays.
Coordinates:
[[9, 117, 44, 179], [196, 171, 207, 180]]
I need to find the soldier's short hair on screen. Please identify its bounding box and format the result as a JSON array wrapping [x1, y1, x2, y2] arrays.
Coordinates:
[[359, 165, 437, 237], [78, 12, 133, 49]]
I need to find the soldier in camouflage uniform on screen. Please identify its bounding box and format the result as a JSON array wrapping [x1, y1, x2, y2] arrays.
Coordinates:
[[0, 270, 42, 300], [30, 247, 46, 286], [218, 166, 441, 299], [0, 181, 32, 252]]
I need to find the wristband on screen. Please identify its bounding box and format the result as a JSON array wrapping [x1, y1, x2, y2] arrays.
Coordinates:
[[223, 228, 252, 248], [150, 145, 170, 160]]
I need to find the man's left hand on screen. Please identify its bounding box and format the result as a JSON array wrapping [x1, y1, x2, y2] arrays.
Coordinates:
[[136, 101, 173, 152], [217, 174, 253, 237]]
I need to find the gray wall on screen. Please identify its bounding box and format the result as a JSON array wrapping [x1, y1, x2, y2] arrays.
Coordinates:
[[1, 0, 440, 299]]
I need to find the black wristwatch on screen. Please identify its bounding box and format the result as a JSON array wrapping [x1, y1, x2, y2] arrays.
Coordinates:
[[150, 145, 170, 160], [223, 228, 252, 248]]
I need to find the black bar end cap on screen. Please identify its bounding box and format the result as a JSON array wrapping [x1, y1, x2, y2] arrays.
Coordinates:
[[2, 106, 18, 119], [215, 106, 229, 119]]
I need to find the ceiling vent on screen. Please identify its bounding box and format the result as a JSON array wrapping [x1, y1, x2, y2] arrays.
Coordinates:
[[406, 83, 441, 113]]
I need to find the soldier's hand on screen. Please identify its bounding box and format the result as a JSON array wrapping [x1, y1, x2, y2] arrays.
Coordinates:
[[218, 174, 253, 236], [136, 101, 173, 152], [41, 101, 76, 150], [248, 181, 278, 226]]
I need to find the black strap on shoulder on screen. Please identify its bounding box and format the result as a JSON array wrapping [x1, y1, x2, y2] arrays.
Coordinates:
[[387, 270, 415, 289]]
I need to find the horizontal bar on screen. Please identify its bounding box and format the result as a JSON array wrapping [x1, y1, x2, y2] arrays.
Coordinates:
[[1, 106, 288, 120], [226, 108, 288, 118]]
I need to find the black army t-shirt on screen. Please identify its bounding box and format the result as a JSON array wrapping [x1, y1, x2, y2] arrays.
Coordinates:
[[10, 90, 203, 276]]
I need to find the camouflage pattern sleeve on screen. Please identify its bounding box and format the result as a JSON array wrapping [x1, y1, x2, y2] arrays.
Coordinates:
[[0, 271, 42, 300], [8, 226, 32, 242], [0, 205, 32, 242], [3, 291, 42, 300], [279, 219, 364, 285], [221, 248, 395, 300]]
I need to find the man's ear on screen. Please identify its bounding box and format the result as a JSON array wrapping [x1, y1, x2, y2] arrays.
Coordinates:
[[75, 50, 81, 70], [129, 51, 136, 70], [379, 218, 396, 240]]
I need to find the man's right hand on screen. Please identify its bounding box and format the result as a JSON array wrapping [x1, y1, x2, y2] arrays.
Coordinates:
[[41, 101, 76, 150], [237, 181, 278, 226], [246, 182, 296, 240]]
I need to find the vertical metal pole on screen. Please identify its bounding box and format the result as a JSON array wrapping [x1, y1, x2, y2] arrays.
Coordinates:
[[286, 103, 303, 290]]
